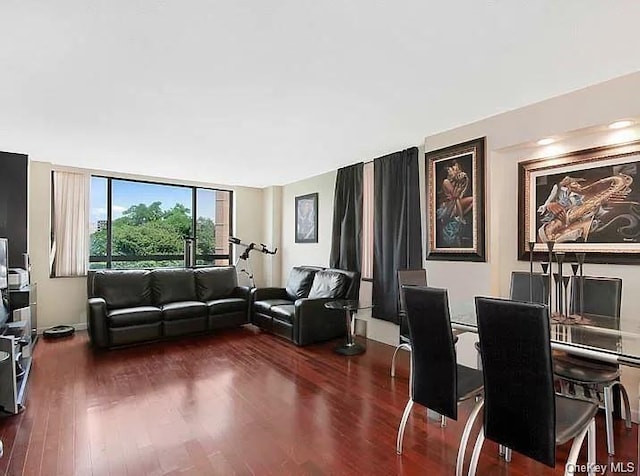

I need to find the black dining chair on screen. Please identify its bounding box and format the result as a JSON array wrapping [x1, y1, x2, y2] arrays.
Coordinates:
[[475, 271, 546, 369], [393, 269, 459, 380], [396, 286, 483, 476], [390, 269, 427, 378], [474, 271, 548, 462], [554, 275, 631, 456], [470, 297, 597, 475], [509, 271, 547, 303]]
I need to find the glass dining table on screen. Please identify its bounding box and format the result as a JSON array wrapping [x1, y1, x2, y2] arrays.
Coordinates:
[[449, 302, 640, 368]]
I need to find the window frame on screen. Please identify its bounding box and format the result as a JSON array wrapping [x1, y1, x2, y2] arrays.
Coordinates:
[[89, 175, 234, 269]]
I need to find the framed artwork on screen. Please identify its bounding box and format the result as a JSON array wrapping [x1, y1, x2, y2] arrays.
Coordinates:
[[295, 193, 318, 243], [426, 137, 486, 261], [518, 140, 640, 263]]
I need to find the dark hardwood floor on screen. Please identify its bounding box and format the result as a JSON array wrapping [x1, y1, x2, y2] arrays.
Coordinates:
[[0, 327, 636, 475]]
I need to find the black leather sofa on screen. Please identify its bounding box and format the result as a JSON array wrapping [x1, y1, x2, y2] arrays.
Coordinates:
[[87, 266, 250, 349], [251, 266, 360, 346]]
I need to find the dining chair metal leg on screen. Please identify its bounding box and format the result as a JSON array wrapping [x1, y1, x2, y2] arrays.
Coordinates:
[[564, 418, 593, 476], [602, 381, 632, 456], [504, 447, 512, 462], [498, 445, 505, 457], [612, 381, 633, 429], [440, 415, 447, 427], [390, 343, 411, 378], [467, 428, 485, 476], [587, 419, 596, 475], [396, 399, 414, 454], [604, 384, 615, 455], [455, 398, 483, 476]]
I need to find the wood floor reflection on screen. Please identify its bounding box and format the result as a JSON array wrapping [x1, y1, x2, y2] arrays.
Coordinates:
[[0, 327, 636, 475]]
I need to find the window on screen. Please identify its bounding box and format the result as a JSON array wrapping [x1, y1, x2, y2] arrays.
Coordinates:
[[89, 177, 232, 269]]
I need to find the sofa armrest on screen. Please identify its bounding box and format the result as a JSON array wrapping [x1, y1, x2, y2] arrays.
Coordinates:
[[232, 285, 252, 300], [293, 298, 347, 346], [251, 287, 289, 301], [87, 297, 109, 349]]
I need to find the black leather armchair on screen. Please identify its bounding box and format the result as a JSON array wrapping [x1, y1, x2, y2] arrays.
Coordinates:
[[87, 266, 250, 349], [251, 266, 360, 346]]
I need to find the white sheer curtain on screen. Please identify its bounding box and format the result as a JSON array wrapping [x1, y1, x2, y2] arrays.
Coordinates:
[[52, 171, 89, 277]]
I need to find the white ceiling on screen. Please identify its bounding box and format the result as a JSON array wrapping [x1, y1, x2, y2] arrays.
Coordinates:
[[1, 1, 640, 188]]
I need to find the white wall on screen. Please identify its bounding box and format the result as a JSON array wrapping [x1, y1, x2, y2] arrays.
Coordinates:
[[28, 160, 267, 330], [261, 186, 282, 287], [423, 71, 640, 419], [280, 170, 337, 281], [278, 71, 640, 417]]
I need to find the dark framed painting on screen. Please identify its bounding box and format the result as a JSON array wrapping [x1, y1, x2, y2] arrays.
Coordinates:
[[426, 137, 486, 261], [295, 193, 318, 243], [518, 139, 640, 263]]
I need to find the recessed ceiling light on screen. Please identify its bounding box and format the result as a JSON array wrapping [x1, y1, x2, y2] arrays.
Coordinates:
[[537, 138, 555, 146], [609, 120, 634, 129]]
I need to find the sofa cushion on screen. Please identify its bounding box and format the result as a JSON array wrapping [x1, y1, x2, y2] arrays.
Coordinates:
[[254, 299, 293, 314], [285, 267, 318, 301], [270, 305, 295, 323], [195, 266, 238, 301], [308, 270, 347, 299], [107, 306, 162, 328], [92, 270, 153, 309], [161, 301, 207, 321], [152, 268, 197, 305], [207, 298, 246, 315]]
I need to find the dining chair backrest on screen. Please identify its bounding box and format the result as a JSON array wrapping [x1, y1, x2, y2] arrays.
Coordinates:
[[397, 269, 428, 341], [570, 276, 622, 318], [475, 297, 556, 468], [510, 271, 546, 304], [403, 285, 458, 420]]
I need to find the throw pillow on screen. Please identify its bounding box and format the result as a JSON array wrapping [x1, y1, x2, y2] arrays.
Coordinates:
[[308, 271, 347, 299]]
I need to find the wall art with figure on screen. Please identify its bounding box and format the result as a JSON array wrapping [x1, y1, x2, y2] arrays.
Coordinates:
[[519, 140, 640, 263], [295, 193, 318, 243], [427, 137, 485, 261]]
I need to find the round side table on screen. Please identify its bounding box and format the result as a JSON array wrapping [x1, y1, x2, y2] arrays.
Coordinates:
[[325, 300, 370, 356]]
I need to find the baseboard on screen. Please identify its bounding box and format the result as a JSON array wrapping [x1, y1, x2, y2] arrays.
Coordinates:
[[37, 322, 87, 334]]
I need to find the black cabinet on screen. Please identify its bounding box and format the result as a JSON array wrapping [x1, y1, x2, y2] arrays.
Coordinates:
[[0, 151, 28, 268]]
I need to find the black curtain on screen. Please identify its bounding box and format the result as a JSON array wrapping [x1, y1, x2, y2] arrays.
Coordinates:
[[373, 147, 423, 323], [330, 163, 363, 272]]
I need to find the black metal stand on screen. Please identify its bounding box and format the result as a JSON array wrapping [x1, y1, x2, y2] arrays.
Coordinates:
[[546, 241, 555, 310], [556, 252, 565, 316], [553, 273, 560, 314], [528, 241, 535, 302], [576, 252, 586, 317], [570, 263, 579, 315], [540, 262, 550, 306]]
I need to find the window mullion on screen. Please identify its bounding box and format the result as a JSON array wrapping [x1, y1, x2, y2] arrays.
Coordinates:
[[106, 177, 113, 269]]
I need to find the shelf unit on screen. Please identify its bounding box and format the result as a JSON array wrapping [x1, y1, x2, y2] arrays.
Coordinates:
[[0, 320, 33, 414]]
